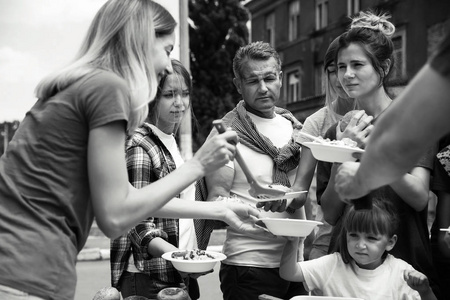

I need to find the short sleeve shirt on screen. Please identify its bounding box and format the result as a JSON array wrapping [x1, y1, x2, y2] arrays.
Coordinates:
[[0, 70, 130, 300]]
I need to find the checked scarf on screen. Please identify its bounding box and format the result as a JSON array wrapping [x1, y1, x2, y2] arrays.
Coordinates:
[[193, 101, 303, 246], [437, 145, 450, 177], [222, 100, 302, 187]]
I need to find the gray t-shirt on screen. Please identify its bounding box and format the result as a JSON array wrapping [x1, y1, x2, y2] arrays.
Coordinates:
[[0, 70, 130, 300]]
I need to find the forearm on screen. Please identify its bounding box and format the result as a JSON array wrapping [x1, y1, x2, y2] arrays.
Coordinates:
[[118, 161, 205, 231], [153, 199, 226, 220], [389, 168, 430, 211], [292, 148, 316, 190], [95, 159, 205, 239], [419, 288, 437, 300], [321, 164, 346, 225], [147, 237, 178, 257], [288, 151, 316, 211], [279, 239, 304, 282], [354, 64, 450, 192]]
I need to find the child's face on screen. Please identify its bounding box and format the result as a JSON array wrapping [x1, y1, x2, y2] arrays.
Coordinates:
[[156, 73, 190, 128], [346, 231, 396, 270]]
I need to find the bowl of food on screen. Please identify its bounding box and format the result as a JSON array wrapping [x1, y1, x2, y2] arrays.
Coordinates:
[[257, 218, 322, 237], [162, 249, 226, 273], [302, 140, 364, 163]]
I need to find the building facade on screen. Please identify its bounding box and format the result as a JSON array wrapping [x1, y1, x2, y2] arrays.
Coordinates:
[[245, 0, 450, 122]]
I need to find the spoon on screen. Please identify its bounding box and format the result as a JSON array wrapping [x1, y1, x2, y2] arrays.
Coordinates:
[[213, 120, 287, 199], [298, 131, 326, 144]]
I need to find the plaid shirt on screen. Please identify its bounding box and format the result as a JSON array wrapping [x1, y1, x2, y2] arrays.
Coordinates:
[[110, 123, 183, 289]]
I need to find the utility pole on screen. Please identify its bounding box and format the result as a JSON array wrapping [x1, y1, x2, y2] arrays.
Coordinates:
[[178, 0, 193, 160]]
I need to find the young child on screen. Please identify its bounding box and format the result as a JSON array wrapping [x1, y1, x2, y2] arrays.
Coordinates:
[[279, 201, 437, 300]]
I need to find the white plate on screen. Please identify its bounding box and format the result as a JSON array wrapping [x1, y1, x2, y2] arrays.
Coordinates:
[[231, 191, 308, 203], [302, 142, 364, 163], [251, 190, 308, 201], [257, 218, 322, 237], [162, 250, 226, 273]]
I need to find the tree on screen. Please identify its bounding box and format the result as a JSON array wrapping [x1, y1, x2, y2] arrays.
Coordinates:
[[0, 121, 20, 155], [189, 0, 249, 150]]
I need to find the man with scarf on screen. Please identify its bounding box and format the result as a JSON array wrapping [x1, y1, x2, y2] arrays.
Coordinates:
[[204, 41, 307, 300]]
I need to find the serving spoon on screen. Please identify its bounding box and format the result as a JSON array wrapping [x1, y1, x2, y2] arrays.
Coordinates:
[[213, 120, 287, 199]]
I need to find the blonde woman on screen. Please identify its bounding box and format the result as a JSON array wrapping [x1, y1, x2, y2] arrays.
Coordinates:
[[0, 1, 264, 300]]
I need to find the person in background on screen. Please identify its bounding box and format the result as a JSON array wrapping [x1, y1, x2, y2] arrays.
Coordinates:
[[316, 11, 440, 297], [429, 133, 450, 299], [279, 200, 438, 300], [111, 59, 210, 299], [204, 41, 307, 300], [294, 35, 356, 260], [0, 1, 266, 299], [334, 31, 450, 199]]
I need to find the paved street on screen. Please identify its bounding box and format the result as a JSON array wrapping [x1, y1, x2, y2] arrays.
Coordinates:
[[75, 229, 226, 299], [75, 260, 222, 300]]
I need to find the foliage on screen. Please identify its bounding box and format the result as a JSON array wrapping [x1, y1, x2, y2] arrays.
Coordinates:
[[0, 121, 20, 155], [189, 0, 249, 150]]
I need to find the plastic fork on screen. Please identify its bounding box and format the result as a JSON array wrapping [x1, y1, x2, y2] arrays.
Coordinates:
[[212, 120, 287, 199]]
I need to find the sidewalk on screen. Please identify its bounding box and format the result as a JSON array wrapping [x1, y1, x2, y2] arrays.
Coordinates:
[[77, 223, 226, 261]]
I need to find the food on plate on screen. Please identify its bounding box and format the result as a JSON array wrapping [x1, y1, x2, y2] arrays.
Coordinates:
[[267, 184, 291, 191], [339, 109, 365, 131], [171, 249, 217, 261], [156, 287, 191, 300], [311, 136, 358, 148], [92, 287, 121, 300]]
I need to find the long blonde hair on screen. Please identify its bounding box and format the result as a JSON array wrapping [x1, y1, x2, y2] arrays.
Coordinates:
[[35, 0, 176, 133]]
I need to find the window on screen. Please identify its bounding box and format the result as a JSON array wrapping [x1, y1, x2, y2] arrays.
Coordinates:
[[391, 28, 406, 80], [265, 12, 275, 46], [289, 1, 300, 42], [287, 70, 301, 103], [347, 0, 360, 16], [314, 64, 324, 95], [315, 0, 328, 30]]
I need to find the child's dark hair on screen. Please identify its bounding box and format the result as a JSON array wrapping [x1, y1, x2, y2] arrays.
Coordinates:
[[338, 199, 399, 264], [336, 11, 396, 88]]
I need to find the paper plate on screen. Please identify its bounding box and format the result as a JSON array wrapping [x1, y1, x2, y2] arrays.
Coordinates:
[[257, 218, 322, 237], [162, 250, 226, 273], [251, 190, 308, 201], [302, 142, 364, 163]]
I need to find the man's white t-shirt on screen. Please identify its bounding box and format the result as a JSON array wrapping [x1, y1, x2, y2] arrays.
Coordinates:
[[222, 112, 304, 267]]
